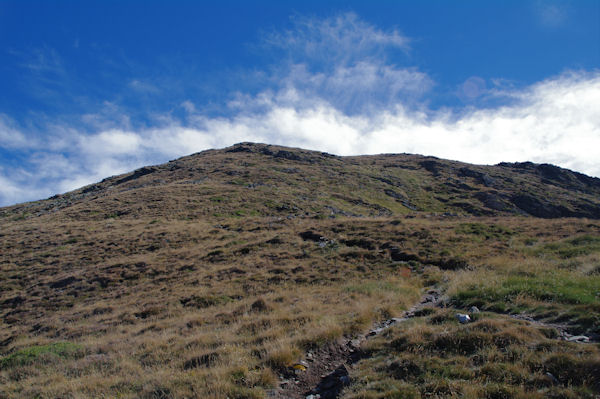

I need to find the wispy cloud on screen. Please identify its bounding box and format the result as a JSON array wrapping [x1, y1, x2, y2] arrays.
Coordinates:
[[533, 1, 568, 28], [265, 12, 410, 63], [128, 79, 160, 93], [13, 46, 71, 102], [1, 13, 599, 206], [254, 13, 430, 115], [0, 114, 30, 149]]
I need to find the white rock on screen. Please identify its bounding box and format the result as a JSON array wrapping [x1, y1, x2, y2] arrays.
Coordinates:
[[456, 313, 471, 324], [566, 335, 589, 343]]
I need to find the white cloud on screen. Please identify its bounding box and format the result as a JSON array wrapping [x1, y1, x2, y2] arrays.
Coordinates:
[[277, 62, 432, 113], [0, 166, 51, 206], [265, 12, 409, 64], [80, 129, 143, 156], [0, 114, 31, 149], [1, 14, 599, 207], [260, 13, 426, 114], [128, 79, 159, 93], [181, 101, 196, 113], [534, 2, 568, 28], [1, 70, 598, 207]]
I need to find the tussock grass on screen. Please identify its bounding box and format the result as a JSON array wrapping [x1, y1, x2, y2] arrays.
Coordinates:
[[1, 211, 598, 397], [448, 235, 600, 334], [345, 309, 600, 399]]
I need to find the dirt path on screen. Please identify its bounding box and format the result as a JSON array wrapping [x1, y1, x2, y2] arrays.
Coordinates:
[[267, 289, 444, 399], [510, 313, 599, 343], [268, 287, 597, 399]]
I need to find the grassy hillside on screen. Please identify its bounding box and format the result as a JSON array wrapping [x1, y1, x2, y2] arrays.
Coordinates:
[[1, 143, 598, 398], [3, 142, 600, 222]]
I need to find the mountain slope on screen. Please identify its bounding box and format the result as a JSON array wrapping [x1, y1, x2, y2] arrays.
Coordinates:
[[1, 143, 599, 399], [2, 142, 600, 222]]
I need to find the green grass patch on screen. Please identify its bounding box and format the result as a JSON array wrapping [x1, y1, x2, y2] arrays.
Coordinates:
[[454, 273, 600, 306], [532, 234, 600, 259], [346, 310, 600, 399], [0, 342, 84, 369], [455, 223, 514, 240], [344, 280, 415, 297]]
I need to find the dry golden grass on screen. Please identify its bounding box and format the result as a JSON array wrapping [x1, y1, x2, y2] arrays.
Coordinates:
[[1, 144, 599, 398], [1, 213, 598, 398], [345, 308, 599, 399]]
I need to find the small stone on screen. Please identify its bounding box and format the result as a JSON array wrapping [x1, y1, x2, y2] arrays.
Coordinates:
[[456, 313, 471, 324], [545, 372, 559, 385], [469, 306, 480, 313], [292, 363, 307, 372], [566, 335, 589, 343]]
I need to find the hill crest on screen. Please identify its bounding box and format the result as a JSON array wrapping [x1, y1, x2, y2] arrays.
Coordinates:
[[2, 142, 600, 221]]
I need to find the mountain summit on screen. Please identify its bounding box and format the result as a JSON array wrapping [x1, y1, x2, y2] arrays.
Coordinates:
[[3, 142, 600, 221]]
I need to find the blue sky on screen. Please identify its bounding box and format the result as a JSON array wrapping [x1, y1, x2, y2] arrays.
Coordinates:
[[0, 0, 599, 206]]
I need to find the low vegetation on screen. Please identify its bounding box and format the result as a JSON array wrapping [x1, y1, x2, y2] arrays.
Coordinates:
[[346, 310, 599, 399], [1, 143, 598, 398]]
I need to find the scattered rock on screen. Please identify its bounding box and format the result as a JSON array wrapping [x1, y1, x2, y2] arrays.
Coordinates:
[[318, 239, 336, 248], [292, 363, 307, 372], [226, 145, 253, 153], [459, 167, 496, 187], [511, 194, 572, 218], [347, 339, 361, 350], [475, 191, 511, 212], [469, 306, 480, 314], [384, 189, 406, 201], [545, 372, 560, 385], [274, 150, 303, 161], [309, 364, 350, 399], [114, 166, 155, 185], [420, 160, 441, 175], [456, 313, 471, 324], [566, 335, 590, 343], [367, 327, 385, 337]]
